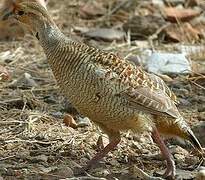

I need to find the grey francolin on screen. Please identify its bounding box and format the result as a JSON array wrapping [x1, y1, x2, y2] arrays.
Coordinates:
[[1, 2, 203, 179]]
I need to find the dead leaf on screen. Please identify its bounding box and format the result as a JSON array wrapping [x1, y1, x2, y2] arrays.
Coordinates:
[[63, 114, 77, 129], [163, 23, 201, 42], [163, 7, 201, 22], [123, 15, 166, 40]]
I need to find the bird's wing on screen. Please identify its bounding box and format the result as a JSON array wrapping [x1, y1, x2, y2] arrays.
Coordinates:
[[120, 85, 180, 118], [86, 49, 180, 119], [71, 41, 180, 119], [148, 73, 179, 105]]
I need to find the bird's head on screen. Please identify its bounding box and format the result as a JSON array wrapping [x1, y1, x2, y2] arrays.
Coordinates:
[[1, 1, 56, 39]]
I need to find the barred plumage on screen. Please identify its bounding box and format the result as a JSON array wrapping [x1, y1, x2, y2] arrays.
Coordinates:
[[2, 2, 203, 179]]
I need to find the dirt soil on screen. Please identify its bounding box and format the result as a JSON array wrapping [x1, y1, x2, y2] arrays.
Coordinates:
[[0, 0, 205, 180]]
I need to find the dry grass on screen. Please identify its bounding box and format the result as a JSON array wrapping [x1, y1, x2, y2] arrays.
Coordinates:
[[0, 0, 204, 179]]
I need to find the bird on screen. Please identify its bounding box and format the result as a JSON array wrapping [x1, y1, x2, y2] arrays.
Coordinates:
[[1, 2, 203, 179]]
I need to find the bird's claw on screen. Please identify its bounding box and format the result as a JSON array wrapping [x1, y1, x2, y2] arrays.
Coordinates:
[[162, 159, 176, 179]]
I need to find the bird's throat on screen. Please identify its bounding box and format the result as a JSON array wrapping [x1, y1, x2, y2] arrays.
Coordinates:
[[39, 25, 65, 49]]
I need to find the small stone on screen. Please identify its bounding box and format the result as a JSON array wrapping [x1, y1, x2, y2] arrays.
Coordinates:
[[76, 116, 91, 127], [147, 52, 191, 75], [84, 28, 125, 41]]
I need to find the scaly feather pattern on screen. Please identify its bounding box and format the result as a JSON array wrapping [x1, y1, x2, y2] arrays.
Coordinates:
[[63, 41, 180, 119], [5, 3, 202, 178]]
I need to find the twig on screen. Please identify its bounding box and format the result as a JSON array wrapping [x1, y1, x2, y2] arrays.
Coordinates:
[[0, 120, 23, 125], [148, 23, 171, 51], [130, 166, 164, 180], [106, 0, 130, 17], [3, 139, 59, 145], [21, 86, 59, 92]]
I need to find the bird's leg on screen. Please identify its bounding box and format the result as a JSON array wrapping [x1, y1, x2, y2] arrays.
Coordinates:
[[85, 132, 121, 170], [151, 127, 176, 178]]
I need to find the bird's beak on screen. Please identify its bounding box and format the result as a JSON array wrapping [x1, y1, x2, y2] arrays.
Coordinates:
[[1, 9, 14, 21]]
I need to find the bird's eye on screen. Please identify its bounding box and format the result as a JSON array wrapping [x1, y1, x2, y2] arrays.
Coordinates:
[[18, 11, 25, 16]]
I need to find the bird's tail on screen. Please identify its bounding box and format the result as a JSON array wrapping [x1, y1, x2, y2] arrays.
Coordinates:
[[186, 129, 203, 154], [173, 117, 203, 153]]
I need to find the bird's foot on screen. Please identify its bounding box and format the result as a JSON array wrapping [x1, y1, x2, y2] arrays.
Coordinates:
[[162, 158, 176, 179], [151, 127, 176, 179]]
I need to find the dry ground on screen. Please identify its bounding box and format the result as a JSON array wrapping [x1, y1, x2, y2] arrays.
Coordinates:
[[0, 0, 205, 179]]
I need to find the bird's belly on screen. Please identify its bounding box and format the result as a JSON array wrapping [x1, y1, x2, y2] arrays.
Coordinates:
[[52, 60, 151, 132], [56, 72, 133, 123], [64, 82, 129, 122], [53, 68, 153, 133]]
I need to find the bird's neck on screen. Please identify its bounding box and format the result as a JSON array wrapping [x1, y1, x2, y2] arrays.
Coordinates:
[[38, 23, 66, 49], [37, 23, 72, 74]]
